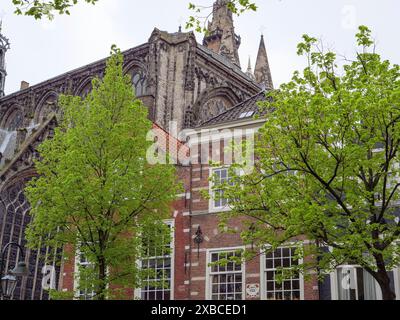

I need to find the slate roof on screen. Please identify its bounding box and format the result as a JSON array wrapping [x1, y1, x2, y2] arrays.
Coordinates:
[[198, 91, 268, 127]]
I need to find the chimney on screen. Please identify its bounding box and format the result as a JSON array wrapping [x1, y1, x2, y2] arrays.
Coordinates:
[[20, 81, 29, 90]]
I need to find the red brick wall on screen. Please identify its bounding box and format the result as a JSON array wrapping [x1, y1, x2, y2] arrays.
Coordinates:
[[59, 244, 75, 297], [61, 126, 321, 300], [171, 129, 320, 300]]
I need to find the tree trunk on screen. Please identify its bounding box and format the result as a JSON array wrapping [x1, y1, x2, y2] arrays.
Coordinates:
[[375, 269, 396, 300], [96, 255, 107, 300], [373, 252, 396, 300]]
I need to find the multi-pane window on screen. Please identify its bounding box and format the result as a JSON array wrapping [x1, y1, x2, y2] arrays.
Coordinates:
[[263, 247, 302, 300], [76, 250, 96, 300], [209, 250, 244, 300], [212, 168, 232, 209], [141, 222, 173, 300]]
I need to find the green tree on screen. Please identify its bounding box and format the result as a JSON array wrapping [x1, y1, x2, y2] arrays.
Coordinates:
[[11, 0, 257, 23], [25, 48, 179, 300], [12, 0, 99, 19], [216, 26, 400, 300]]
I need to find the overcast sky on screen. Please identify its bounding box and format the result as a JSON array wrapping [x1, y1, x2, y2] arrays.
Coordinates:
[[1, 0, 399, 95]]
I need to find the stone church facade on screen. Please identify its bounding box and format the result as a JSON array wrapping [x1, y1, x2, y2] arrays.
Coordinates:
[[2, 0, 399, 300]]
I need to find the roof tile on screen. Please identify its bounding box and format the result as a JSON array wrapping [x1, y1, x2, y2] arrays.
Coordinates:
[[198, 91, 267, 127]]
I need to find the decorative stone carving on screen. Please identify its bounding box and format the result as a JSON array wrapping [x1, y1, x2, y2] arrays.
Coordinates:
[[0, 26, 10, 98], [203, 0, 241, 67], [190, 87, 240, 126], [74, 77, 93, 97], [35, 93, 58, 124], [5, 109, 23, 131], [200, 96, 232, 122]]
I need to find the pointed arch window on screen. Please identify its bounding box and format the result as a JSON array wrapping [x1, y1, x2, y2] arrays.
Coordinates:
[[35, 94, 58, 124], [131, 69, 147, 97], [79, 82, 93, 98], [3, 109, 24, 131]]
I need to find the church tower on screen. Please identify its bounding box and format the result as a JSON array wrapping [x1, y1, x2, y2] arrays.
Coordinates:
[[203, 0, 241, 67], [0, 21, 10, 98], [254, 34, 273, 90]]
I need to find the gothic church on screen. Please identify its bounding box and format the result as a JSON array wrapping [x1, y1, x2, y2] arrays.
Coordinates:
[[2, 1, 398, 301], [0, 0, 273, 300]]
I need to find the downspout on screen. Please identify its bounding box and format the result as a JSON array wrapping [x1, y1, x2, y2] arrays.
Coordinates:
[[187, 162, 194, 299]]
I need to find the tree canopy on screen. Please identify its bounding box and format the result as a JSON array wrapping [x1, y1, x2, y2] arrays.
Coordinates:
[[12, 0, 99, 19], [216, 26, 400, 300], [11, 0, 257, 23], [25, 48, 179, 299]]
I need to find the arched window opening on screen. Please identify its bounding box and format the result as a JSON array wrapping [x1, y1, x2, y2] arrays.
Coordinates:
[[4, 110, 24, 131], [36, 94, 58, 124], [131, 69, 147, 97], [80, 83, 92, 98], [200, 96, 234, 123]]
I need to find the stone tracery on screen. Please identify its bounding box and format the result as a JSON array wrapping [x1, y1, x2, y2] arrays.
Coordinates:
[[200, 96, 233, 121], [0, 177, 60, 300], [128, 67, 147, 97], [1, 107, 24, 131], [35, 93, 58, 124], [189, 87, 240, 126]]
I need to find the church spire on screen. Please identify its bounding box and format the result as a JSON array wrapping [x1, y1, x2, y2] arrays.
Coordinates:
[[246, 56, 255, 80], [203, 0, 241, 67], [0, 21, 10, 98], [254, 34, 273, 90]]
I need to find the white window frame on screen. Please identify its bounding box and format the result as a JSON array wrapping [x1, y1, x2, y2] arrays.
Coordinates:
[[135, 219, 175, 300], [73, 245, 96, 300], [260, 245, 305, 300], [205, 246, 246, 300], [394, 267, 400, 300], [209, 167, 233, 213], [330, 265, 400, 300]]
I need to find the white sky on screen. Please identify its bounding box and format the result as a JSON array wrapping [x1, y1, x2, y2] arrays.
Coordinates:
[[0, 0, 399, 95]]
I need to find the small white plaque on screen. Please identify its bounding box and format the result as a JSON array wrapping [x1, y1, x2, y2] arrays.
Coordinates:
[[246, 283, 260, 298]]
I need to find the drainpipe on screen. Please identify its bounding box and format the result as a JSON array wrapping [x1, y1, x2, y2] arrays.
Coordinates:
[[187, 162, 194, 299]]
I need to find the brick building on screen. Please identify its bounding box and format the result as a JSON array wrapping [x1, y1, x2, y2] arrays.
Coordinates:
[[0, 1, 399, 300]]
